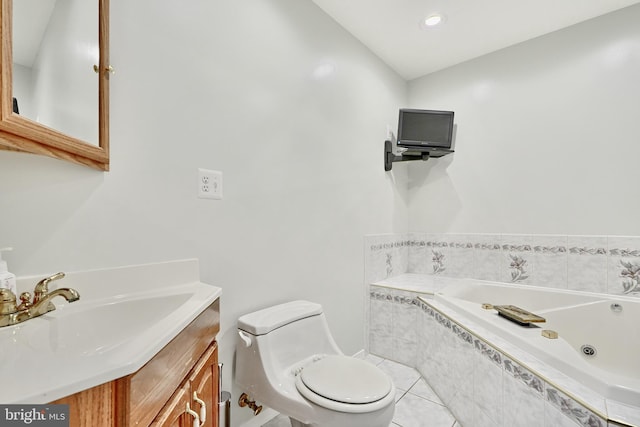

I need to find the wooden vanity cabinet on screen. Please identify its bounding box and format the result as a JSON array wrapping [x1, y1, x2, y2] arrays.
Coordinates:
[[52, 298, 220, 427]]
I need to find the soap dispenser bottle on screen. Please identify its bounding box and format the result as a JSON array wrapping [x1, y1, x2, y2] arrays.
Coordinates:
[[0, 247, 17, 296]]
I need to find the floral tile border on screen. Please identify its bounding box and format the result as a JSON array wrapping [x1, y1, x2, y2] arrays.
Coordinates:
[[370, 286, 394, 302], [546, 386, 606, 427], [474, 339, 503, 369], [365, 233, 640, 297], [503, 358, 544, 396]]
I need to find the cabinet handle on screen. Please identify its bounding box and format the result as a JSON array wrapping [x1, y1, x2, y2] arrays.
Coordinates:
[[193, 391, 207, 426], [185, 402, 201, 427]]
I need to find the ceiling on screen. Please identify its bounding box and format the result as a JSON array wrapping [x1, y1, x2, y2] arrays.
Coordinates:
[[311, 0, 640, 80], [12, 1, 640, 77]]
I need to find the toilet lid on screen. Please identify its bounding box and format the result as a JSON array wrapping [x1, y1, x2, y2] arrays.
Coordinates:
[[299, 356, 392, 404]]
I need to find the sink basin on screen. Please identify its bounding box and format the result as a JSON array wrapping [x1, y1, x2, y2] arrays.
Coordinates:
[[24, 293, 192, 356]]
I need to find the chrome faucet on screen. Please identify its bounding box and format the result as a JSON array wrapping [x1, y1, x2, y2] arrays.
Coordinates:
[[0, 272, 80, 327]]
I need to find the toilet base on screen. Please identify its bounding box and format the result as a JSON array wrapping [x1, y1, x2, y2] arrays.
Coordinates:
[[286, 401, 395, 427]]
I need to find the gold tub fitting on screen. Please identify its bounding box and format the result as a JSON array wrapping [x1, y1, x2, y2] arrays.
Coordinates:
[[494, 305, 546, 325], [238, 393, 262, 416], [481, 303, 493, 310], [542, 329, 559, 339]]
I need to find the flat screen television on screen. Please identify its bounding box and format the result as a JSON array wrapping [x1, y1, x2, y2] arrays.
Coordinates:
[[397, 109, 454, 152]]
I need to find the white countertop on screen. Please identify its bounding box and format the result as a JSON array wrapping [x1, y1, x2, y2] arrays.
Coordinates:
[[0, 259, 221, 404]]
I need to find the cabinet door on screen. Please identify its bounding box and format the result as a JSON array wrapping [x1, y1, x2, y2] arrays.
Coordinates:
[[150, 387, 191, 427], [189, 344, 219, 427]]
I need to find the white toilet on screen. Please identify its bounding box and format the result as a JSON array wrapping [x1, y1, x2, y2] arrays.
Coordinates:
[[235, 300, 396, 427]]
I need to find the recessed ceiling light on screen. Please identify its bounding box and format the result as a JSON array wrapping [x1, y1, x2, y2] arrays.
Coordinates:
[[422, 13, 445, 28]]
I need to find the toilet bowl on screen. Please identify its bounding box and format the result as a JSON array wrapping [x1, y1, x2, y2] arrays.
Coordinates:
[[235, 300, 395, 427]]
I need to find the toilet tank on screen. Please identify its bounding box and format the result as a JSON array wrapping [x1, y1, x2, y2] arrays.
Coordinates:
[[236, 301, 343, 387], [237, 300, 324, 336]]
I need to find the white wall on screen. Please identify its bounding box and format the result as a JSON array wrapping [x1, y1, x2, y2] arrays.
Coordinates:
[[406, 4, 640, 236], [0, 1, 408, 423]]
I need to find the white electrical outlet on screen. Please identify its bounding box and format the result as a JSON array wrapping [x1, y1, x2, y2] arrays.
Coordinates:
[[198, 168, 223, 200]]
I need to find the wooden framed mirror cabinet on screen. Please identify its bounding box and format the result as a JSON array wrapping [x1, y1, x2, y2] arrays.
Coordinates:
[[0, 0, 110, 171]]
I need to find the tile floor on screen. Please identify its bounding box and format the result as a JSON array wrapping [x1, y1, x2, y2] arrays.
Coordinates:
[[262, 355, 460, 427]]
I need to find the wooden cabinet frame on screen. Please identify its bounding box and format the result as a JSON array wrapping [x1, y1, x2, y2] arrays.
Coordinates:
[[0, 0, 110, 171]]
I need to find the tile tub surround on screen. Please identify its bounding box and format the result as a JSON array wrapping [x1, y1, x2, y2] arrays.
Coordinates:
[[418, 298, 608, 427], [364, 233, 640, 297], [369, 274, 459, 366], [367, 279, 640, 427]]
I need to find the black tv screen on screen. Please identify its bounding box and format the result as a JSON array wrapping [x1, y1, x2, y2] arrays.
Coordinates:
[[397, 109, 454, 150]]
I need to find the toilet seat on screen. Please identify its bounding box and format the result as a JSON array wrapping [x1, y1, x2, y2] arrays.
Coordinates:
[[294, 355, 395, 413]]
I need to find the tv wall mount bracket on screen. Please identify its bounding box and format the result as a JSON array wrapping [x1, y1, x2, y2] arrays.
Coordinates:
[[384, 140, 429, 171]]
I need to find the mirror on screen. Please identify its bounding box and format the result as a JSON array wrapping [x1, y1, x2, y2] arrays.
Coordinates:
[[0, 0, 109, 171], [13, 0, 99, 146]]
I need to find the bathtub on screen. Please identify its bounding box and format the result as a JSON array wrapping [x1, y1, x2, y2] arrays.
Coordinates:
[[432, 279, 640, 407]]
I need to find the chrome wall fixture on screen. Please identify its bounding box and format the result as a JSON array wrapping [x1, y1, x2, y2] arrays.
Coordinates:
[[218, 363, 231, 427]]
